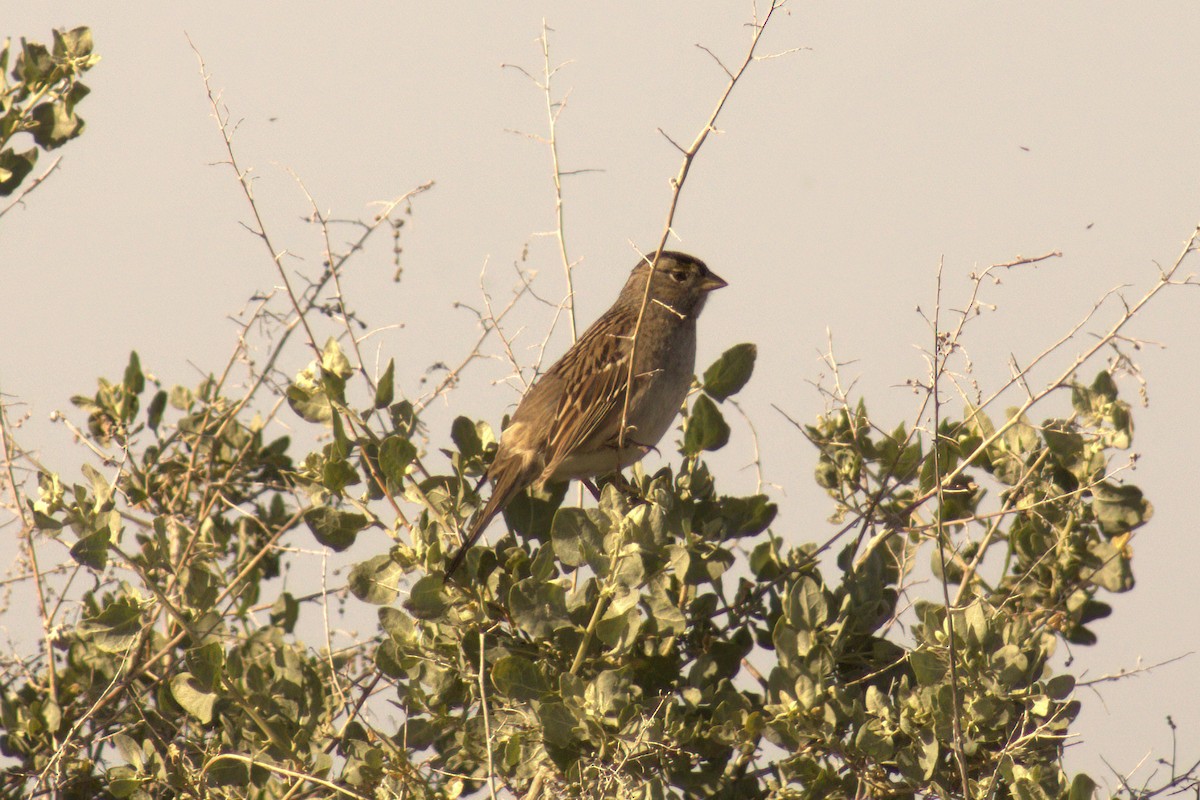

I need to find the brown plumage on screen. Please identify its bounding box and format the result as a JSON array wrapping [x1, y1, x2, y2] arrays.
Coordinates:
[[445, 251, 726, 577]]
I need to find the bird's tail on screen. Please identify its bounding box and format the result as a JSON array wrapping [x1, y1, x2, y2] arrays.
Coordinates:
[[444, 465, 527, 579]]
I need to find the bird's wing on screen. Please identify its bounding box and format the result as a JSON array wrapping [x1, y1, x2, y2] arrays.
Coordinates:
[[540, 307, 637, 477]]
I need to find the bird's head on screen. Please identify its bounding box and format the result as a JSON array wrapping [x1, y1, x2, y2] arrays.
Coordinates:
[[619, 251, 727, 317]]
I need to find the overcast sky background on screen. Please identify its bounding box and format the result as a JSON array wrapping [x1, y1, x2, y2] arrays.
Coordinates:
[[3, 2, 1199, 789]]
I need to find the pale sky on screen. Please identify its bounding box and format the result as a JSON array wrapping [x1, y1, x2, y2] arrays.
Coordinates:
[[4, 2, 1199, 788]]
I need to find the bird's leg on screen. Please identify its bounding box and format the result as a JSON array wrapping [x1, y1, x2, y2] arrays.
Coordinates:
[[615, 431, 661, 461], [581, 478, 602, 500], [594, 472, 642, 501]]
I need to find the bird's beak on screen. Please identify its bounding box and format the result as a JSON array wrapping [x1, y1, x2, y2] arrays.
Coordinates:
[[699, 271, 728, 292]]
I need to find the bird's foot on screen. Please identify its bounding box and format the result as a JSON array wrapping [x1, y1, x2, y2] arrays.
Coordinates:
[[594, 472, 644, 502]]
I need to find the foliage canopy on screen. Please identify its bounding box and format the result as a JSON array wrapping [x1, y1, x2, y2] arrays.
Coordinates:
[[1, 21, 1193, 800]]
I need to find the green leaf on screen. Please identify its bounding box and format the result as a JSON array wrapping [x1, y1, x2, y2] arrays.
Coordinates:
[[375, 643, 403, 680], [123, 351, 145, 395], [451, 416, 483, 459], [1068, 773, 1097, 800], [1091, 482, 1152, 536], [1087, 538, 1133, 592], [405, 575, 451, 620], [389, 399, 417, 435], [169, 384, 194, 411], [793, 674, 818, 709], [374, 359, 395, 409], [597, 605, 642, 649], [1078, 599, 1111, 625], [537, 701, 578, 747], [991, 644, 1030, 685], [64, 81, 92, 113], [186, 642, 225, 692], [349, 554, 405, 605], [785, 577, 827, 629], [1001, 408, 1041, 456], [586, 670, 627, 715], [17, 41, 53, 85], [287, 347, 348, 423], [378, 606, 414, 641], [814, 458, 839, 489], [170, 673, 216, 724], [714, 494, 776, 537], [910, 650, 945, 686], [320, 456, 359, 493], [320, 337, 353, 379], [503, 479, 567, 541], [146, 390, 167, 431], [0, 147, 38, 196], [30, 100, 84, 149], [1072, 372, 1132, 452], [644, 582, 686, 635], [702, 343, 757, 401], [77, 599, 141, 654], [1042, 420, 1083, 463], [1090, 370, 1118, 402], [269, 593, 299, 633], [107, 771, 144, 798], [1046, 674, 1075, 700], [378, 435, 416, 488], [1065, 625, 1099, 646], [509, 577, 568, 638], [112, 734, 144, 770], [491, 655, 548, 702], [70, 529, 109, 569], [683, 394, 730, 455], [330, 406, 350, 453], [204, 757, 249, 787], [855, 723, 894, 760], [877, 422, 923, 482], [54, 27, 96, 60], [916, 729, 938, 779], [80, 462, 113, 508], [551, 507, 606, 570], [304, 506, 368, 552], [287, 378, 332, 423], [749, 539, 783, 580]]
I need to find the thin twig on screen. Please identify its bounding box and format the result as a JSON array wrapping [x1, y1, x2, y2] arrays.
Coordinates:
[[189, 37, 321, 357], [1077, 652, 1195, 688]]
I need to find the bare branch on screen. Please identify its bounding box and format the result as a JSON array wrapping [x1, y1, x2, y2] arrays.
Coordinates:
[[0, 156, 62, 221]]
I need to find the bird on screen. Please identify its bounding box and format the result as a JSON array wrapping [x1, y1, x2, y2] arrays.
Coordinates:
[[445, 251, 727, 577]]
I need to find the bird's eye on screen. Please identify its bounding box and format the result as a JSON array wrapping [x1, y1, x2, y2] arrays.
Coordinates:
[[669, 270, 689, 283]]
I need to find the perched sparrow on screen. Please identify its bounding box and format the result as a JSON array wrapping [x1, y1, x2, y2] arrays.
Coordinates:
[[445, 251, 727, 577]]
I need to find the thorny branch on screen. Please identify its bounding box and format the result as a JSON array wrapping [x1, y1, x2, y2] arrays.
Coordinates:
[[619, 0, 787, 450], [538, 20, 580, 344]]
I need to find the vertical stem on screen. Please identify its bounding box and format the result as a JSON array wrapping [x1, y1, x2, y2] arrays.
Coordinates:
[[478, 629, 498, 800], [930, 258, 973, 797]]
